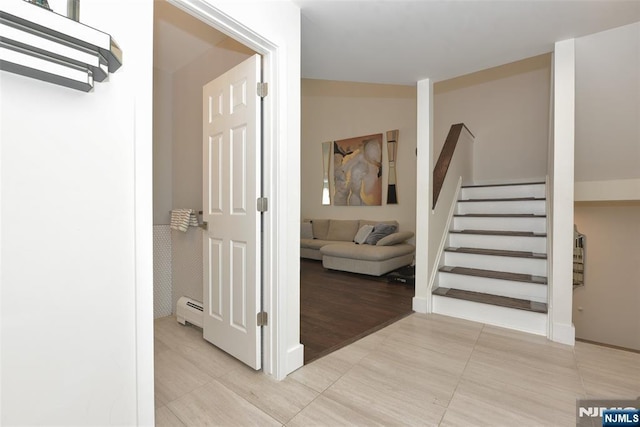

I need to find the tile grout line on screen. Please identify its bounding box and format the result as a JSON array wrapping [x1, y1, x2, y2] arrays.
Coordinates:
[[214, 377, 285, 425], [162, 400, 187, 427], [572, 344, 590, 400], [284, 349, 370, 423], [437, 322, 486, 426], [287, 322, 400, 424], [160, 364, 222, 427]]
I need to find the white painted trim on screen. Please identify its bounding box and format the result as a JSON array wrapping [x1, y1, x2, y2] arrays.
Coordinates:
[[415, 79, 433, 313], [412, 296, 429, 313], [132, 5, 155, 421], [286, 344, 304, 372], [135, 105, 155, 426], [574, 178, 640, 201], [0, 64, 3, 423], [551, 322, 575, 345], [427, 177, 461, 293], [167, 0, 282, 377], [550, 38, 575, 346], [545, 175, 553, 339]]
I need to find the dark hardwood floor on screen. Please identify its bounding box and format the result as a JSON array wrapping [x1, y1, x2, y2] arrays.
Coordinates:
[[300, 259, 414, 364]]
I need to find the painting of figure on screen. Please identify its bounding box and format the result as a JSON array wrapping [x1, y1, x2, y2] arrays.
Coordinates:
[[333, 134, 382, 206]]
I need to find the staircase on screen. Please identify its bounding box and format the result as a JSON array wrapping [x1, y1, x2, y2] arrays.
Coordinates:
[[432, 182, 549, 335]]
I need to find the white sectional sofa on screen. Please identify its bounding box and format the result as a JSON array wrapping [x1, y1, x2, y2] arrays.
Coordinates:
[[301, 219, 415, 276]]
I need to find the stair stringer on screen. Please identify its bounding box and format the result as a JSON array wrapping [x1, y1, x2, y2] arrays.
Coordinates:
[[544, 175, 554, 339], [427, 177, 462, 308]]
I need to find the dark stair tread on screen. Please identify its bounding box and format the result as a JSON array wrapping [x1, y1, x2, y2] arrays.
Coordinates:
[[450, 229, 547, 237], [458, 197, 545, 203], [439, 266, 547, 284], [461, 182, 546, 189], [454, 213, 546, 218], [432, 287, 548, 313], [444, 247, 547, 259]]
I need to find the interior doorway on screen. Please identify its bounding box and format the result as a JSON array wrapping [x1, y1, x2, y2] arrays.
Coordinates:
[[152, 0, 264, 371]]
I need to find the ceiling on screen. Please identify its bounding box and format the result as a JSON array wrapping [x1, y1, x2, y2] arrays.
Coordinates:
[[155, 1, 640, 84], [294, 0, 640, 85]]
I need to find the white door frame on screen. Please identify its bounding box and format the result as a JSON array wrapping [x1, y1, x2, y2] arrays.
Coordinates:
[[167, 0, 279, 373]]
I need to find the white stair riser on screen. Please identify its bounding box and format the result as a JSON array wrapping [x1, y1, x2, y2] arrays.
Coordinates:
[[453, 216, 546, 233], [461, 184, 546, 200], [448, 233, 547, 253], [456, 200, 546, 215], [438, 273, 547, 303], [432, 295, 547, 336], [444, 252, 547, 276]]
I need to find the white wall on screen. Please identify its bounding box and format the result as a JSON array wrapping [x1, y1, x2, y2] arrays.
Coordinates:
[[434, 54, 551, 184], [301, 79, 417, 233], [571, 22, 640, 352], [575, 22, 640, 189], [153, 67, 174, 319], [573, 202, 640, 351], [0, 0, 153, 424], [154, 67, 174, 225]]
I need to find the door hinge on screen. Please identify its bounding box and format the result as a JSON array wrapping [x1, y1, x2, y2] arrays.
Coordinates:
[[257, 197, 268, 212], [257, 82, 268, 98], [257, 311, 268, 326]]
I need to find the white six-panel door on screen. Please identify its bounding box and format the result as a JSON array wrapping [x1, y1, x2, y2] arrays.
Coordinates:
[[202, 54, 262, 370]]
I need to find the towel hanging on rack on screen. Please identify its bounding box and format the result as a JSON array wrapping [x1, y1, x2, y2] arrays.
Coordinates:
[[170, 209, 199, 232]]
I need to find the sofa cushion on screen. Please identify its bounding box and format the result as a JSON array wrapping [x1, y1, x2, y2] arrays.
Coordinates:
[[320, 242, 414, 261], [326, 219, 360, 241], [353, 224, 374, 244], [301, 238, 334, 250], [364, 223, 397, 245], [310, 219, 330, 240], [377, 231, 414, 246], [301, 222, 314, 239]]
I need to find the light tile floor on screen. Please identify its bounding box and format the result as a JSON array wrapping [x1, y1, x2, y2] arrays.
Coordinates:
[[154, 314, 640, 426]]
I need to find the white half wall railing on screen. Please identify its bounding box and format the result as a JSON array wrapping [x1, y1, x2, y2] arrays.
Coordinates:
[[427, 124, 475, 302]]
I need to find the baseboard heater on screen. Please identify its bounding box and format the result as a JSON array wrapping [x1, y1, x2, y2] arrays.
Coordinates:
[[176, 296, 203, 328]]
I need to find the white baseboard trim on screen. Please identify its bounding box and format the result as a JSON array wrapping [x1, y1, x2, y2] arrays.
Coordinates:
[[412, 296, 429, 313], [284, 343, 304, 378], [550, 322, 575, 346]]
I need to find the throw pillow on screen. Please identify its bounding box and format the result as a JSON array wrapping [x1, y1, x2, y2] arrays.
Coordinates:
[[353, 224, 374, 244], [301, 222, 313, 239], [364, 223, 398, 245], [376, 231, 414, 246]]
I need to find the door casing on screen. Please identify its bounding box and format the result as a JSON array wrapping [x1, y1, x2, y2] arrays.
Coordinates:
[[165, 0, 279, 377]]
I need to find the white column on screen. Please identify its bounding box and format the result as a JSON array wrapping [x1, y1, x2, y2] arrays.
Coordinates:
[[414, 79, 434, 313], [551, 39, 576, 345]]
